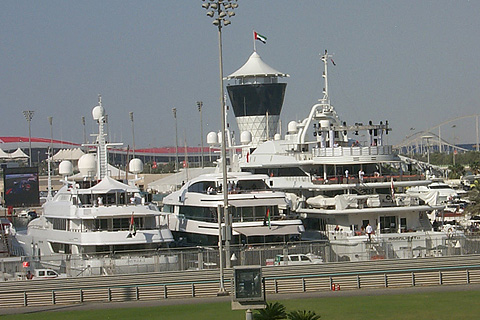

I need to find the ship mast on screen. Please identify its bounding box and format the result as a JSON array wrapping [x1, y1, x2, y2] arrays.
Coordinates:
[[320, 49, 333, 111]]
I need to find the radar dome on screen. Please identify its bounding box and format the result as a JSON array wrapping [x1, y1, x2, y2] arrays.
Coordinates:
[[129, 158, 143, 174], [207, 131, 218, 145], [92, 105, 105, 120], [240, 131, 252, 145], [288, 121, 298, 134], [59, 161, 73, 176], [274, 133, 281, 140], [78, 154, 96, 177]]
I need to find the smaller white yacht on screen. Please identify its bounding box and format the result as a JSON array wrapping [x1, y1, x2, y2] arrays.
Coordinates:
[[406, 180, 460, 204], [15, 97, 174, 275], [162, 172, 304, 246]]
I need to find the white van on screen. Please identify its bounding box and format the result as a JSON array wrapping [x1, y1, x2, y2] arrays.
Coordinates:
[[274, 253, 323, 266], [31, 269, 66, 279]]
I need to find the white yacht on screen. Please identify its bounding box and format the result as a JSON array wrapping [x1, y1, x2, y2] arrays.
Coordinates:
[[162, 172, 304, 246], [220, 50, 464, 261], [406, 180, 460, 204], [16, 98, 174, 275]]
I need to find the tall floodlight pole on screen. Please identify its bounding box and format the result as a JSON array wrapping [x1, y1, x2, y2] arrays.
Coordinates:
[[197, 101, 204, 168], [23, 110, 34, 167], [81, 116, 87, 151], [48, 116, 53, 152], [172, 108, 179, 173], [452, 124, 456, 166], [202, 0, 237, 295], [129, 112, 136, 158]]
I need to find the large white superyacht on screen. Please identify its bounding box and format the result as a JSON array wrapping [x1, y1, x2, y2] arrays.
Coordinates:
[[223, 50, 464, 261], [162, 171, 304, 246], [15, 98, 174, 275]]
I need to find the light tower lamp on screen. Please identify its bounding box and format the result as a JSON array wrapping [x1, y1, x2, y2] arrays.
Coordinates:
[[201, 0, 238, 295], [23, 110, 35, 167], [197, 101, 204, 168]]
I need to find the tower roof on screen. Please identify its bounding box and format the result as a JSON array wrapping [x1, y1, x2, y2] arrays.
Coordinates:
[[226, 52, 289, 79]]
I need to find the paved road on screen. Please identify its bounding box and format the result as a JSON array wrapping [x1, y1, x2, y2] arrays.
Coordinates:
[[2, 283, 480, 316]]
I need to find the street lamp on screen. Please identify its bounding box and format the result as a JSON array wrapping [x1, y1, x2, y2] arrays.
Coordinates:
[[129, 111, 136, 158], [202, 0, 237, 294], [23, 110, 34, 167], [452, 125, 457, 166], [422, 135, 433, 166], [81, 116, 86, 151], [197, 101, 204, 168], [172, 108, 179, 173], [48, 116, 53, 153]]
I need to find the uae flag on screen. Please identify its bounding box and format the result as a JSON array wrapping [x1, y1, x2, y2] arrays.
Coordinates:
[[254, 31, 267, 44], [127, 212, 137, 238], [266, 208, 271, 229]]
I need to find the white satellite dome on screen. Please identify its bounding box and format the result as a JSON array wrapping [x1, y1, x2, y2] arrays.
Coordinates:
[[207, 131, 218, 145], [78, 154, 96, 177], [92, 105, 105, 121], [274, 133, 281, 140], [240, 131, 252, 145], [287, 121, 298, 134], [59, 160, 73, 176], [129, 158, 143, 174]]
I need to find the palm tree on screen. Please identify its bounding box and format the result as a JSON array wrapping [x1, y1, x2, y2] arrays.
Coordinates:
[[287, 310, 321, 320], [254, 302, 287, 320], [448, 164, 465, 179], [470, 161, 480, 175]]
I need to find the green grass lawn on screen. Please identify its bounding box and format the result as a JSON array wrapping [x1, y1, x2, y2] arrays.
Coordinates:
[[3, 290, 480, 320]]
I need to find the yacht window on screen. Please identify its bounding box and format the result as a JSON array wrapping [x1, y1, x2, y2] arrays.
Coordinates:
[[179, 206, 217, 222], [188, 182, 215, 194], [236, 180, 267, 191], [429, 185, 449, 190], [400, 218, 407, 231], [50, 242, 71, 254], [290, 255, 299, 262], [301, 255, 311, 262], [50, 218, 67, 231], [163, 204, 174, 213], [380, 216, 397, 234], [113, 218, 132, 231], [362, 220, 370, 229], [94, 219, 108, 231]]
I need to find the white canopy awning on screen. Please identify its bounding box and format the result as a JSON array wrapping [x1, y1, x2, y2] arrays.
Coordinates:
[[234, 225, 301, 237], [226, 52, 289, 79], [77, 176, 139, 194], [52, 148, 85, 161], [229, 197, 286, 207]]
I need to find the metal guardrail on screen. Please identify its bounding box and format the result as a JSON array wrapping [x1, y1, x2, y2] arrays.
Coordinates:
[[1, 255, 480, 309]]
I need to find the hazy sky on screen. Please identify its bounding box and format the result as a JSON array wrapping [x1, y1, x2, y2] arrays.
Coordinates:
[[1, 1, 479, 149]]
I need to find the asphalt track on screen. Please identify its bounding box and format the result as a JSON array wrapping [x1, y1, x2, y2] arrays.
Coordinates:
[[2, 283, 480, 316]]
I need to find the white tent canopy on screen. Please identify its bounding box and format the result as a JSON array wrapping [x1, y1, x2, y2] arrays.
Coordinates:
[[52, 148, 85, 161], [0, 148, 29, 160], [0, 149, 10, 159], [226, 51, 289, 79], [77, 176, 139, 194]]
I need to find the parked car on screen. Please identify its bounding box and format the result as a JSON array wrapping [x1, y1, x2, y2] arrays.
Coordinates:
[[30, 269, 66, 280], [274, 253, 323, 266], [17, 209, 37, 219]]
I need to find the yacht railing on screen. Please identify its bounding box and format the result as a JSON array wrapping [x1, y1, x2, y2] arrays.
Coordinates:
[[311, 145, 392, 158], [313, 174, 425, 185]]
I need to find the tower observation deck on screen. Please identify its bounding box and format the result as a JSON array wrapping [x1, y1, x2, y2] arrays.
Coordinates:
[[226, 51, 289, 146]]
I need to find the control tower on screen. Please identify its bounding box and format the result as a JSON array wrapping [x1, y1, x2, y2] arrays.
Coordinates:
[[226, 51, 289, 146]]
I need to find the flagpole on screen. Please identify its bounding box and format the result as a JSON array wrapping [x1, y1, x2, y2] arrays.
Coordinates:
[[253, 30, 256, 52]]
